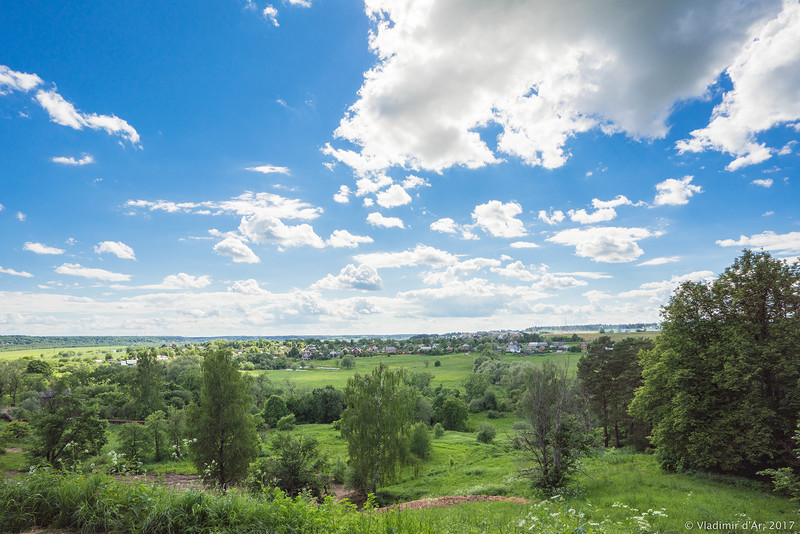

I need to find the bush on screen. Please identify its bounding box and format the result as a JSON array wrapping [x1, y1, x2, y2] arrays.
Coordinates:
[[433, 423, 444, 438], [409, 422, 431, 460], [434, 360, 441, 367], [476, 423, 496, 444], [246, 434, 328, 500], [331, 457, 347, 484], [2, 420, 30, 439], [487, 410, 503, 419], [276, 414, 296, 431], [468, 398, 484, 413]]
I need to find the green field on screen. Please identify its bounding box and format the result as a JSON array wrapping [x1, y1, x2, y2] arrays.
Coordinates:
[[0, 345, 128, 361]]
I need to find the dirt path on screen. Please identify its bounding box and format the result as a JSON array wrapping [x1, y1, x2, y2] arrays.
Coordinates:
[[377, 495, 530, 512]]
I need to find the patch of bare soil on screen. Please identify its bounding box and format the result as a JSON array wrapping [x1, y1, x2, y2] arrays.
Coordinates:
[[377, 495, 530, 512], [5, 447, 25, 453]]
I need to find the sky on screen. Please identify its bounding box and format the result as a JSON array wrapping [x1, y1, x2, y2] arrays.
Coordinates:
[[1, 0, 799, 336]]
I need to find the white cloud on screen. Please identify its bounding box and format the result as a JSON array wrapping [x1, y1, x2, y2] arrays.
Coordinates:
[[238, 211, 325, 248], [509, 241, 539, 249], [127, 191, 322, 220], [0, 65, 42, 94], [490, 261, 538, 282], [228, 279, 270, 295], [472, 200, 526, 238], [653, 176, 703, 206], [548, 226, 658, 263], [618, 271, 715, 301], [325, 1, 782, 175], [430, 217, 458, 234], [288, 0, 311, 6], [327, 229, 374, 248], [0, 266, 33, 278], [778, 140, 797, 155], [35, 90, 140, 145], [568, 207, 617, 224], [366, 212, 405, 229], [355, 244, 458, 269], [333, 185, 351, 203], [245, 165, 291, 175], [592, 195, 637, 209], [0, 203, 4, 211], [263, 5, 279, 26], [23, 242, 64, 255], [538, 209, 565, 225], [376, 184, 412, 208], [55, 263, 131, 282], [638, 256, 680, 266], [716, 230, 800, 255], [402, 174, 430, 189], [141, 273, 212, 290], [94, 241, 136, 260], [676, 1, 800, 171], [213, 237, 261, 263], [556, 271, 612, 279], [423, 257, 501, 285], [363, 198, 375, 207], [52, 154, 94, 166], [752, 178, 774, 188], [355, 174, 392, 196], [16, 212, 26, 222], [312, 264, 383, 291]]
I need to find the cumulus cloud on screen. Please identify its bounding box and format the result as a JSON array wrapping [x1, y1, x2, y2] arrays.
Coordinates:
[[324, 1, 782, 175], [35, 90, 140, 145], [327, 229, 374, 248], [263, 5, 279, 26], [355, 174, 392, 196], [136, 273, 212, 290], [127, 191, 323, 220], [509, 241, 539, 249], [355, 244, 458, 269], [472, 200, 526, 238], [366, 212, 405, 229], [638, 256, 681, 266], [239, 211, 325, 249], [228, 279, 270, 295], [653, 176, 703, 206], [402, 175, 430, 189], [752, 178, 774, 187], [55, 263, 131, 282], [213, 236, 261, 263], [676, 1, 800, 170], [23, 242, 64, 255], [0, 266, 33, 278], [618, 271, 716, 301], [52, 154, 94, 166], [333, 185, 351, 203], [16, 212, 26, 222], [423, 257, 501, 285], [548, 227, 658, 263], [490, 261, 538, 282], [94, 241, 136, 260], [538, 209, 565, 226], [312, 264, 383, 291], [716, 230, 800, 255], [245, 165, 290, 175], [568, 207, 617, 224], [430, 218, 458, 234], [376, 184, 412, 208]]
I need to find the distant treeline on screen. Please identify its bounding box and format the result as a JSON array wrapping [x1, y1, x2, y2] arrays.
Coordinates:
[[0, 336, 192, 351], [528, 323, 659, 333]]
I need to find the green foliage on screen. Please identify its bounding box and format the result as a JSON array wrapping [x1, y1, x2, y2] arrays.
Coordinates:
[[409, 422, 432, 460], [439, 397, 468, 431], [578, 336, 652, 449], [2, 420, 29, 439], [132, 350, 165, 419], [276, 413, 296, 431], [434, 360, 441, 367], [145, 410, 169, 462], [247, 433, 329, 499], [339, 354, 356, 369], [340, 363, 414, 494], [26, 359, 52, 375], [28, 391, 107, 469], [433, 423, 445, 438], [475, 423, 496, 444], [759, 421, 800, 501], [631, 251, 800, 474], [118, 422, 148, 463], [516, 361, 593, 490], [187, 348, 260, 491], [264, 394, 289, 427]]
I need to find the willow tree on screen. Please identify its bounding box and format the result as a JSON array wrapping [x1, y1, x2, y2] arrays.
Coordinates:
[[631, 250, 800, 474], [340, 363, 414, 495], [187, 348, 259, 491]]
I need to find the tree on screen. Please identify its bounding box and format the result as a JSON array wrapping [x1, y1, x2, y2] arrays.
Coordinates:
[[145, 410, 169, 462], [439, 396, 468, 431], [409, 422, 431, 460], [187, 348, 260, 491], [247, 433, 329, 500], [340, 354, 356, 369], [516, 361, 592, 490], [29, 391, 107, 469], [119, 422, 148, 463], [132, 351, 164, 419], [631, 251, 800, 474], [340, 363, 414, 495], [263, 394, 289, 427], [578, 336, 652, 448]]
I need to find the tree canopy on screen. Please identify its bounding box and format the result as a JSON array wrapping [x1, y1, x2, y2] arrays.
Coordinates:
[[631, 250, 800, 474]]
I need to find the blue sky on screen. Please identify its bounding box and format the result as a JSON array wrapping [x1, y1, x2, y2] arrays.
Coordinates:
[[1, 0, 799, 336]]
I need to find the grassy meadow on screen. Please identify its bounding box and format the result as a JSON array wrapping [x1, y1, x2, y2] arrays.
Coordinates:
[[0, 345, 127, 361]]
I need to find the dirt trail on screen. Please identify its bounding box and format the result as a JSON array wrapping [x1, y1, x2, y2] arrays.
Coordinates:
[[377, 495, 530, 512]]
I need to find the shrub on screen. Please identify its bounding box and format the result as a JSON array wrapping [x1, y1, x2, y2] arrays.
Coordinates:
[[246, 434, 328, 500], [433, 423, 444, 438], [3, 420, 30, 439], [434, 360, 441, 367], [276, 414, 296, 431], [487, 410, 503, 419], [331, 457, 347, 484], [468, 398, 484, 413], [476, 423, 496, 444], [409, 422, 431, 460]]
